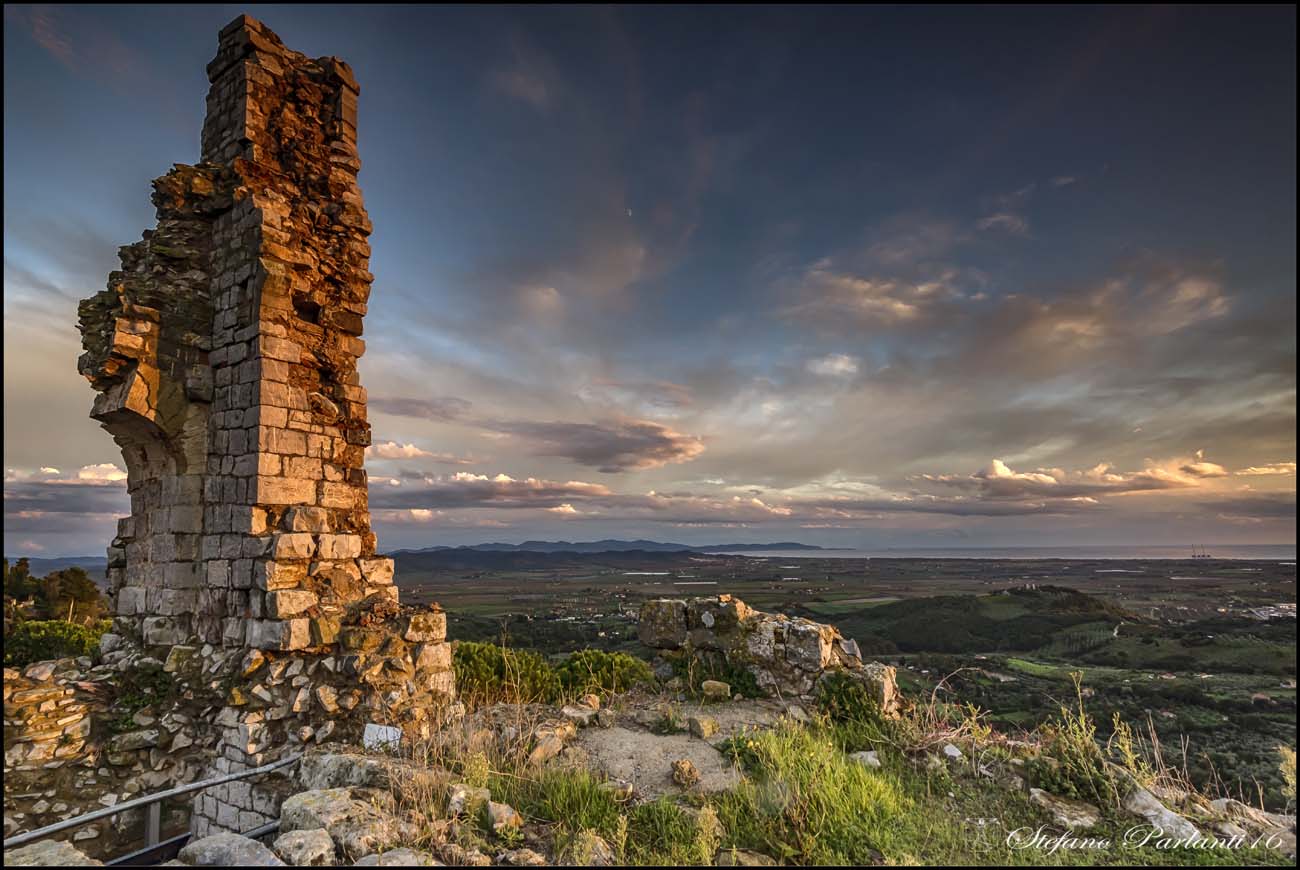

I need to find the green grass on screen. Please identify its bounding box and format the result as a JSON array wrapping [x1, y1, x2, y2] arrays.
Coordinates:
[[706, 721, 1288, 866], [447, 712, 1289, 866], [1006, 657, 1065, 678]]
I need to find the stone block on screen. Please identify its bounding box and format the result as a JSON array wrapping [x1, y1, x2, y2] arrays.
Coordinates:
[[413, 642, 451, 672], [273, 532, 316, 560], [637, 599, 687, 649], [267, 589, 318, 618], [255, 559, 308, 590], [284, 506, 331, 533], [256, 475, 315, 505], [317, 533, 361, 560], [402, 611, 446, 643], [358, 557, 393, 585], [143, 616, 188, 646]]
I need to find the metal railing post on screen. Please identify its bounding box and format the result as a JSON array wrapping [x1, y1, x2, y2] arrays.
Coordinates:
[[145, 802, 161, 847], [2, 752, 302, 855]]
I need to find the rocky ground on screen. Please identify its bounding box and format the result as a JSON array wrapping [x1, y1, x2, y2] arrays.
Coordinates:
[[7, 683, 1296, 866]]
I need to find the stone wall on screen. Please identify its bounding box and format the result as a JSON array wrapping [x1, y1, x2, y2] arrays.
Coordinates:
[[78, 14, 389, 655], [638, 594, 900, 713]]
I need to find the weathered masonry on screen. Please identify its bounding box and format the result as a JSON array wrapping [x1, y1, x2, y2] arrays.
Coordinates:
[[79, 15, 390, 654], [70, 16, 456, 837]]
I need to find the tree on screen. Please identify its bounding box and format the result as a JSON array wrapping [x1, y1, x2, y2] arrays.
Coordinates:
[[3, 557, 33, 601], [39, 567, 103, 624]]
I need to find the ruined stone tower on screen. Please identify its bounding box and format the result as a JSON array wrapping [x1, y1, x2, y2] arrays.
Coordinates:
[[79, 15, 391, 653], [74, 16, 455, 837]]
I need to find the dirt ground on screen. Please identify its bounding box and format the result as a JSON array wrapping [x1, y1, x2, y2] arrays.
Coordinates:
[[565, 695, 803, 797]]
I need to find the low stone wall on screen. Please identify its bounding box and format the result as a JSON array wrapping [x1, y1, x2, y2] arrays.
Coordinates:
[[638, 594, 900, 712], [186, 601, 456, 836], [2, 656, 208, 858], [3, 660, 102, 772], [3, 601, 455, 848]]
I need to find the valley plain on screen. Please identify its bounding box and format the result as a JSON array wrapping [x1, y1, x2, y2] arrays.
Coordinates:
[[396, 551, 1297, 809]]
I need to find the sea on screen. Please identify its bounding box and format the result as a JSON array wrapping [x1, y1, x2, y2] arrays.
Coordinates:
[[717, 545, 1297, 561]]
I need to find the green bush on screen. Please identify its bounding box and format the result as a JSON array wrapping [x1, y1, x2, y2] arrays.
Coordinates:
[[815, 671, 895, 749], [671, 650, 764, 699], [108, 660, 177, 732], [4, 619, 108, 667], [453, 641, 560, 704], [1026, 672, 1125, 807], [556, 650, 654, 696]]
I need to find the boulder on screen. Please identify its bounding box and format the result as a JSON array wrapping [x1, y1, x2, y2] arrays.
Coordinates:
[[495, 849, 548, 866], [272, 829, 337, 865], [298, 753, 386, 790], [1028, 788, 1102, 831], [701, 680, 731, 701], [488, 801, 523, 834], [446, 784, 490, 817], [5, 839, 103, 866], [849, 750, 882, 769], [716, 848, 778, 866], [688, 715, 719, 739], [568, 831, 616, 865], [672, 758, 702, 788], [560, 705, 598, 728], [437, 844, 492, 866], [279, 788, 398, 861], [178, 832, 284, 866], [1122, 786, 1201, 841], [354, 848, 441, 865]]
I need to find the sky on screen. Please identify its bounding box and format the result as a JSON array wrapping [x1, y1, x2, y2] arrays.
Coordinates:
[[3, 4, 1296, 556]]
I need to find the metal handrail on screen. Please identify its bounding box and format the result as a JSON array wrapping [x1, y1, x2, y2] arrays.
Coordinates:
[[2, 752, 303, 850]]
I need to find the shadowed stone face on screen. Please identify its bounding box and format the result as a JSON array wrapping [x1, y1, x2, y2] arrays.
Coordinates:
[[78, 15, 392, 651]]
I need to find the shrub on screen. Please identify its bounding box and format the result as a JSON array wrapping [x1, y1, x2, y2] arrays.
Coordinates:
[[711, 721, 910, 864], [453, 641, 560, 705], [108, 660, 177, 732], [624, 798, 699, 865], [556, 650, 654, 697], [815, 671, 895, 749], [4, 619, 108, 667], [1281, 745, 1297, 808], [671, 649, 764, 699], [1026, 672, 1124, 807]]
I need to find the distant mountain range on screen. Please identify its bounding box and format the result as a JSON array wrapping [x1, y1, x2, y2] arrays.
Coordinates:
[[3, 556, 107, 577], [4, 541, 830, 588], [391, 539, 830, 555]]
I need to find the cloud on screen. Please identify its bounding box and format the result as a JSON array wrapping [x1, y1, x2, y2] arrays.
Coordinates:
[[915, 455, 1228, 501], [485, 419, 706, 473], [5, 6, 146, 92], [491, 68, 551, 110], [76, 462, 128, 482], [790, 264, 961, 325], [487, 35, 556, 111], [1235, 462, 1296, 476], [371, 396, 472, 421], [1177, 449, 1229, 478], [370, 472, 613, 511], [366, 441, 475, 464], [578, 379, 694, 415], [1196, 493, 1297, 521], [976, 212, 1029, 235], [4, 465, 130, 534], [806, 353, 860, 377]]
